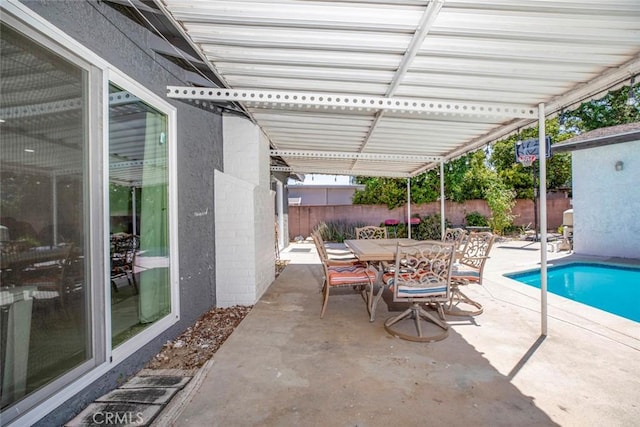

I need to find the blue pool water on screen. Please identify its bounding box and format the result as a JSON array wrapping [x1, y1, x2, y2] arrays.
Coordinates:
[[506, 263, 640, 322]]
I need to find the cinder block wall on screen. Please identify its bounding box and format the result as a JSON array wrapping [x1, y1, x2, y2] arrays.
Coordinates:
[[288, 197, 572, 238]]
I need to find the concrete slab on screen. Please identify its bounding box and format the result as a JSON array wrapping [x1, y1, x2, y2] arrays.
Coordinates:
[[120, 376, 190, 389], [166, 240, 639, 426]]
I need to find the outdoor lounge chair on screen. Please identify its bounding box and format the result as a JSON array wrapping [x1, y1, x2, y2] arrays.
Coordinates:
[[312, 233, 376, 318], [445, 231, 495, 316], [382, 240, 455, 342]]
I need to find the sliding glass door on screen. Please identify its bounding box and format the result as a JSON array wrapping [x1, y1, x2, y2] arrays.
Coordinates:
[[0, 22, 90, 411]]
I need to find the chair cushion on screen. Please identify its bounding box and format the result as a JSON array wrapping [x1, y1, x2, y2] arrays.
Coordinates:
[[328, 268, 376, 286], [451, 264, 480, 282], [383, 272, 447, 296], [396, 285, 446, 297], [328, 264, 366, 273]]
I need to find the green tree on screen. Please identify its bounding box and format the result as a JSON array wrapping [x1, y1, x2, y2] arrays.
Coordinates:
[[460, 151, 493, 199], [353, 153, 476, 207], [352, 177, 407, 209], [568, 84, 639, 131], [485, 179, 516, 235]]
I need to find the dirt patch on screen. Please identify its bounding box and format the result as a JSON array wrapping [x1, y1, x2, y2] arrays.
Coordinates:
[[146, 261, 288, 371], [146, 305, 253, 371]]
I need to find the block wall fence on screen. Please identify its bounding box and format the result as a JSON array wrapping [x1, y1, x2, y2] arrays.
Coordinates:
[[288, 196, 571, 239]]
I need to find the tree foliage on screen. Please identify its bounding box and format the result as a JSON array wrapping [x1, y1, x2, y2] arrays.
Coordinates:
[[568, 84, 640, 131]]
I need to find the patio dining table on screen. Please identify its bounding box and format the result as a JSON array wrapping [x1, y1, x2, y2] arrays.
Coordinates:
[[344, 238, 417, 321]]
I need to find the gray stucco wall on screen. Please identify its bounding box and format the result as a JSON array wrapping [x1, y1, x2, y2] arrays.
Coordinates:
[[20, 1, 222, 425]]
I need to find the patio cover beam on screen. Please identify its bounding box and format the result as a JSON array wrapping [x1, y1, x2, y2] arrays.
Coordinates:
[[167, 87, 537, 120], [270, 166, 410, 179], [271, 150, 442, 163]]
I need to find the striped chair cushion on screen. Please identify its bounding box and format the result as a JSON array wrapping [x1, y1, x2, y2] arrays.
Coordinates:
[[328, 263, 367, 273], [328, 267, 376, 286], [451, 264, 480, 282], [383, 272, 447, 297]]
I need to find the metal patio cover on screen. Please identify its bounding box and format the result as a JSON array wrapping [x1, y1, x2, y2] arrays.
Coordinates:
[[159, 0, 640, 178]]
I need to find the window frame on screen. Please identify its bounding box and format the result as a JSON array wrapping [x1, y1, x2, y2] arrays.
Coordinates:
[[105, 70, 180, 363]]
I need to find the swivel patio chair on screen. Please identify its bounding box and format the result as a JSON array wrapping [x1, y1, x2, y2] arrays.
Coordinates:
[[382, 240, 455, 342], [442, 227, 467, 250], [445, 231, 495, 316]]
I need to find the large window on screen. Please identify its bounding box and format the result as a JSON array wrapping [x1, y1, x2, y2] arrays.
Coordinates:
[[0, 23, 90, 410], [109, 83, 171, 347]]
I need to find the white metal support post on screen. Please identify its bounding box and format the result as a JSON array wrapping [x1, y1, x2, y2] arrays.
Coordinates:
[[407, 178, 411, 239], [276, 180, 285, 249], [440, 161, 445, 239], [538, 103, 548, 336]]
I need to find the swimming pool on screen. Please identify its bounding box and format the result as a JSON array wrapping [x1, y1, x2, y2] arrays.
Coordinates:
[[505, 263, 640, 322]]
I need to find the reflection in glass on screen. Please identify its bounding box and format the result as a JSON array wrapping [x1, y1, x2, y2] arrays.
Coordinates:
[[0, 23, 89, 410], [109, 84, 171, 347]]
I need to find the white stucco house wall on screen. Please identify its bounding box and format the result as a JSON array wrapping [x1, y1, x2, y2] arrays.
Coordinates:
[[553, 122, 640, 260]]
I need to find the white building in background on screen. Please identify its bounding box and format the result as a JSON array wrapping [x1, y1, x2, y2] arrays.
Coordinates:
[[552, 122, 640, 260], [287, 175, 364, 206]]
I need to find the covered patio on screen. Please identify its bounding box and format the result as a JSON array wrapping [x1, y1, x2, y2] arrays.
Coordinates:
[[161, 239, 640, 425], [151, 0, 640, 335]]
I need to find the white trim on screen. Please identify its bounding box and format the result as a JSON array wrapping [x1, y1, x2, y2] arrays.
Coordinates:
[[107, 70, 180, 362]]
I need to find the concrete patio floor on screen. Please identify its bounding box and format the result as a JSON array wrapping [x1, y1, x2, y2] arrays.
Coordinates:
[[164, 239, 639, 426]]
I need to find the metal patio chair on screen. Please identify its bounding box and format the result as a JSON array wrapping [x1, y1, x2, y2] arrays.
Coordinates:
[[382, 240, 455, 342], [445, 231, 495, 316]]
